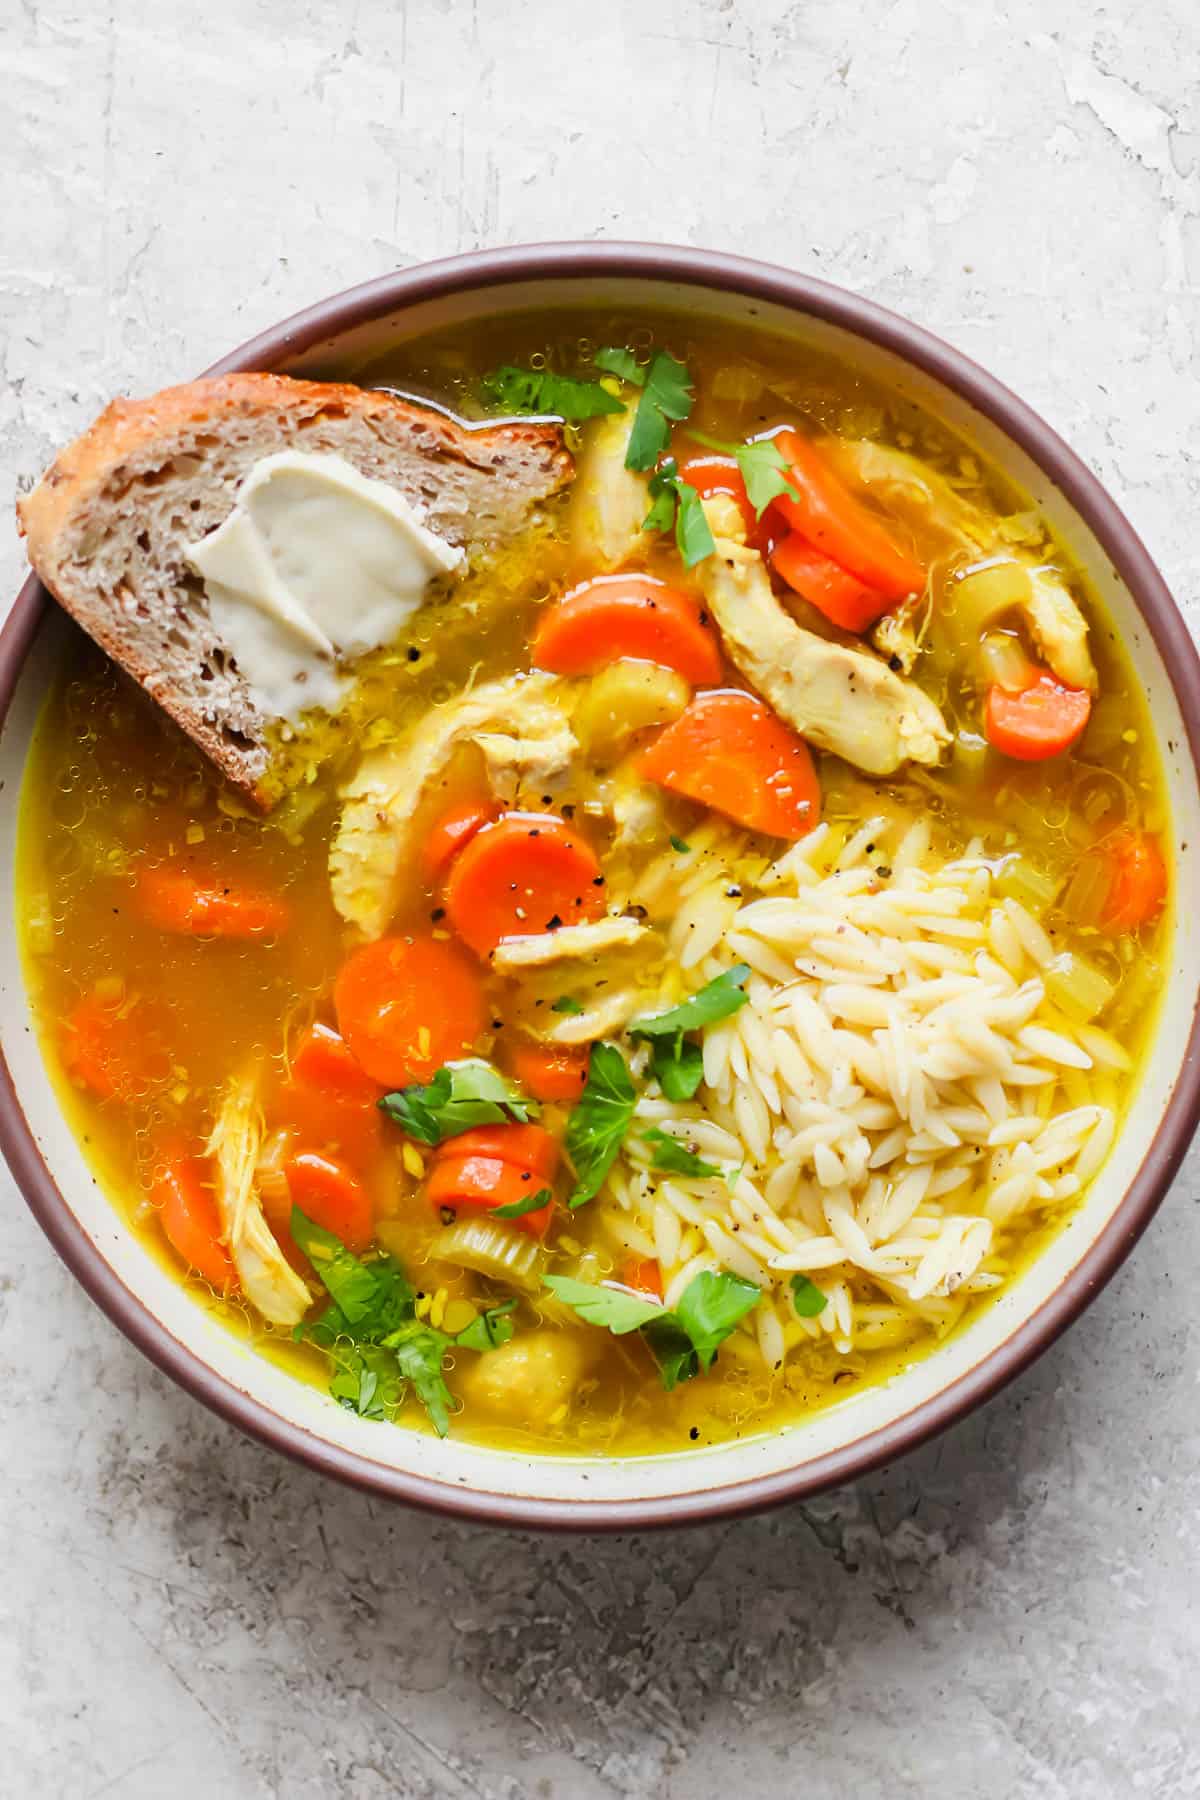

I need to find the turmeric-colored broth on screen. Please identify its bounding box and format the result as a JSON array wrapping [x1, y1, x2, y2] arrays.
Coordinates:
[[18, 309, 1169, 1454]]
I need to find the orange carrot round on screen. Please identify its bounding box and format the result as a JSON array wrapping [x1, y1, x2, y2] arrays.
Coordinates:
[[137, 865, 290, 939], [1101, 829, 1167, 933], [532, 575, 723, 684], [773, 430, 926, 600], [619, 1257, 664, 1300], [507, 1040, 591, 1103], [285, 1149, 374, 1254], [676, 456, 757, 537], [443, 812, 607, 956], [154, 1151, 238, 1292], [421, 797, 495, 885], [424, 1153, 554, 1238], [334, 935, 485, 1086], [60, 987, 168, 1102], [771, 533, 892, 633], [984, 673, 1091, 761], [432, 1122, 561, 1180], [292, 1021, 382, 1102], [638, 691, 821, 839]]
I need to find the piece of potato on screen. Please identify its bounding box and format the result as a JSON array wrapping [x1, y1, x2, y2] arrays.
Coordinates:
[[573, 660, 690, 764], [459, 1329, 596, 1426]]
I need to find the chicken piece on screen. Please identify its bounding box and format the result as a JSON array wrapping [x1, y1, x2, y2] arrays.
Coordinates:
[[569, 405, 650, 570], [697, 540, 950, 775], [458, 1329, 595, 1426], [534, 988, 647, 1046], [700, 492, 749, 544], [207, 1069, 311, 1328], [1024, 565, 1098, 693], [490, 913, 650, 973], [330, 672, 575, 937], [872, 598, 925, 674]]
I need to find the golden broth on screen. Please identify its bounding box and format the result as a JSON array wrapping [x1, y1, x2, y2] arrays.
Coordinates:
[[17, 308, 1170, 1456]]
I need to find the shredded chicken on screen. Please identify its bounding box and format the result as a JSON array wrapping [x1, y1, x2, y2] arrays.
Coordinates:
[[207, 1069, 310, 1327], [697, 540, 951, 774], [1024, 565, 1098, 693], [534, 988, 647, 1046], [490, 914, 650, 973], [569, 405, 650, 570], [330, 672, 576, 936]]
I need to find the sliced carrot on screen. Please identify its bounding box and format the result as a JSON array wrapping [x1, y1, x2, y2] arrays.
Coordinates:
[[431, 1122, 561, 1180], [137, 865, 290, 939], [60, 987, 169, 1102], [153, 1150, 238, 1292], [1100, 829, 1168, 933], [638, 691, 821, 839], [334, 935, 486, 1087], [771, 533, 892, 633], [291, 1021, 381, 1103], [677, 456, 757, 537], [620, 1257, 664, 1300], [507, 1040, 591, 1103], [443, 812, 607, 957], [421, 797, 495, 886], [773, 430, 926, 600], [284, 1150, 374, 1254], [984, 672, 1091, 761], [425, 1153, 555, 1238], [532, 575, 723, 684]]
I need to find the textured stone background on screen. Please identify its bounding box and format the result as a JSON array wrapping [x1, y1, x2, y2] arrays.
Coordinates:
[[2, 3, 1199, 1795]]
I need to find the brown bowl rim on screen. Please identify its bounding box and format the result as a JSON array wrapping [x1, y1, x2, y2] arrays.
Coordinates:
[[2, 241, 1199, 1532]]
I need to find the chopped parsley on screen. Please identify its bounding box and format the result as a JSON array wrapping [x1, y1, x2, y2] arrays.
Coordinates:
[[290, 1208, 515, 1435], [733, 437, 802, 517], [492, 1185, 554, 1221], [544, 1268, 761, 1391], [790, 1274, 828, 1318], [480, 364, 624, 421], [630, 967, 751, 1103], [564, 1042, 637, 1208], [651, 1037, 706, 1102], [643, 459, 715, 567], [669, 834, 692, 854], [551, 994, 585, 1016], [643, 1126, 720, 1180], [622, 349, 696, 471], [593, 346, 645, 385], [378, 1058, 537, 1146]]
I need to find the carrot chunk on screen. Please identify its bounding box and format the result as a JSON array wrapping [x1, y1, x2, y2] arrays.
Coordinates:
[[291, 1021, 381, 1102], [154, 1150, 238, 1292], [532, 575, 723, 684], [443, 812, 607, 956], [638, 691, 821, 839], [619, 1257, 664, 1300], [420, 797, 495, 885], [432, 1122, 561, 1180], [137, 865, 290, 939], [771, 533, 892, 633], [60, 986, 169, 1102], [424, 1153, 555, 1237], [676, 456, 757, 537], [773, 431, 926, 600], [984, 672, 1091, 761], [507, 1040, 591, 1103], [1100, 829, 1167, 933], [334, 935, 486, 1087], [284, 1149, 374, 1254]]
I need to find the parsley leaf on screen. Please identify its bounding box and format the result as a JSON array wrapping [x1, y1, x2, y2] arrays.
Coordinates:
[[625, 350, 695, 470], [381, 1320, 456, 1438], [379, 1058, 538, 1146], [643, 460, 716, 568], [790, 1274, 828, 1318], [669, 834, 692, 853], [733, 438, 802, 517], [543, 1275, 664, 1334], [327, 1342, 405, 1419], [650, 1037, 706, 1102], [492, 1185, 554, 1221], [291, 1207, 413, 1330], [545, 1268, 762, 1390], [551, 995, 585, 1016], [643, 1126, 720, 1179], [454, 1300, 518, 1352], [564, 1042, 637, 1208], [593, 346, 645, 385], [629, 966, 751, 1043], [480, 365, 624, 421]]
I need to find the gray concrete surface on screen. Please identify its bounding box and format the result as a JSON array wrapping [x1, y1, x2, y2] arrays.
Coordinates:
[[2, 3, 1199, 1795]]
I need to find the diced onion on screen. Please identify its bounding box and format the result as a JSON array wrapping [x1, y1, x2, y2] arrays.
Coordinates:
[[1044, 952, 1115, 1023]]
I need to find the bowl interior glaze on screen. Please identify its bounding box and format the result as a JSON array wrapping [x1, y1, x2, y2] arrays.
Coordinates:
[[2, 246, 1198, 1529]]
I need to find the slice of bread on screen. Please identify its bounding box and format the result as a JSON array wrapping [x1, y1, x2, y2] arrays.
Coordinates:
[[18, 373, 572, 804]]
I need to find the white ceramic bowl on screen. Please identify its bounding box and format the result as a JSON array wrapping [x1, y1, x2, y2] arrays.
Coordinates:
[[3, 245, 1198, 1529]]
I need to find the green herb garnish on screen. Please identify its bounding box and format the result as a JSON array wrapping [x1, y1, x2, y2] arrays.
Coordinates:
[[551, 995, 585, 1015], [564, 1042, 637, 1208], [623, 350, 695, 470], [593, 346, 645, 385], [545, 1268, 761, 1391], [651, 1037, 706, 1102], [480, 365, 624, 421], [790, 1274, 828, 1318], [669, 834, 692, 853], [733, 438, 802, 517], [630, 966, 752, 1043], [643, 459, 715, 568], [291, 1207, 515, 1435], [643, 1126, 720, 1179], [492, 1185, 554, 1221], [379, 1058, 537, 1146]]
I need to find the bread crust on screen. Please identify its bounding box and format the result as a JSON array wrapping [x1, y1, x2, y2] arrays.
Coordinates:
[[18, 373, 572, 804]]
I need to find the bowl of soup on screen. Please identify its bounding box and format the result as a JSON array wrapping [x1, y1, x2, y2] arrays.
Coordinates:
[[2, 244, 1198, 1528]]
